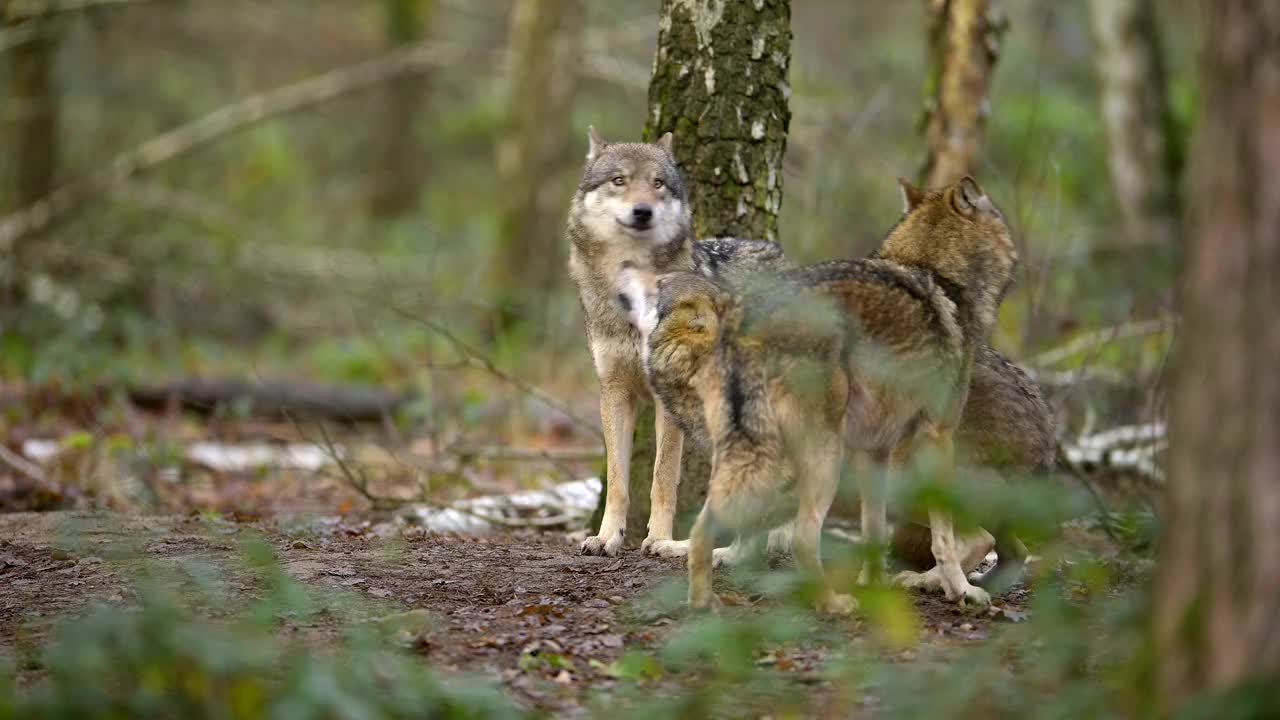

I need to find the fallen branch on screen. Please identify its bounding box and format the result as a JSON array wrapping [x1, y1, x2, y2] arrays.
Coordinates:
[[0, 41, 464, 250], [128, 378, 414, 422], [1059, 422, 1166, 485]]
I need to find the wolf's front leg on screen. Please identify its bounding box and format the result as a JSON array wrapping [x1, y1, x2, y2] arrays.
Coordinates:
[[582, 384, 634, 556], [642, 408, 688, 558], [686, 504, 721, 611]]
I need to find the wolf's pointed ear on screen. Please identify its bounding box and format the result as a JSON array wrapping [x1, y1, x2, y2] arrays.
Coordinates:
[[953, 176, 986, 215], [587, 126, 606, 161], [655, 132, 675, 154], [898, 177, 926, 213]]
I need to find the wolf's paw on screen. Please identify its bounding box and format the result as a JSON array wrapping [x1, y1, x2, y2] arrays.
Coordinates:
[[712, 544, 744, 568], [581, 529, 624, 557], [946, 581, 991, 609], [892, 568, 943, 593], [765, 524, 794, 556], [816, 593, 858, 616], [641, 537, 689, 558], [856, 564, 883, 587], [688, 592, 724, 614]]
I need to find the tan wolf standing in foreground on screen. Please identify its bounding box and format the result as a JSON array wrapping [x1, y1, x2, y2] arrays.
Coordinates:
[[567, 128, 784, 558], [618, 176, 1020, 610]]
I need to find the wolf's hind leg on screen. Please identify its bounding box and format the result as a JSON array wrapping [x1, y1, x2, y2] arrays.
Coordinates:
[[792, 433, 856, 616], [919, 426, 990, 607], [582, 384, 634, 557], [855, 451, 889, 586], [686, 503, 721, 611]]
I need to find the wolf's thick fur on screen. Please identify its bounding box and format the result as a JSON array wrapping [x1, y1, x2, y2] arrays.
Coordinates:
[[621, 177, 1018, 610]]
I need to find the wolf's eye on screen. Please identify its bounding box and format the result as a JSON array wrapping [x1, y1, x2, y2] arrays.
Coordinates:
[[611, 176, 626, 187], [653, 179, 665, 189]]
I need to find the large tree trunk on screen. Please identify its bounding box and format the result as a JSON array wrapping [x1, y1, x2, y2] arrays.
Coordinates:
[[1153, 0, 1280, 708], [368, 0, 434, 218], [490, 0, 581, 332], [644, 0, 792, 244], [1089, 0, 1179, 247], [2, 13, 61, 303], [609, 0, 792, 539], [920, 0, 1005, 187]]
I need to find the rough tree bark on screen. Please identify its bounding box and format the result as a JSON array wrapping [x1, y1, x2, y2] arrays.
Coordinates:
[[1153, 0, 1280, 709], [369, 0, 434, 217], [1089, 0, 1179, 247], [603, 0, 792, 539], [644, 0, 792, 244], [490, 0, 581, 331], [920, 0, 1006, 187]]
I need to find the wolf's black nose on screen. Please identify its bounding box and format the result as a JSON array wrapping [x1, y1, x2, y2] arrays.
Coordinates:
[[632, 204, 653, 224]]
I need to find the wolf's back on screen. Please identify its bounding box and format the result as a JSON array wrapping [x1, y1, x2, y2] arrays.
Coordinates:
[[692, 238, 791, 284]]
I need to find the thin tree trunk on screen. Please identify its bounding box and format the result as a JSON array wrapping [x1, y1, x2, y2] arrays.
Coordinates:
[[1153, 0, 1280, 709], [920, 0, 1006, 186], [490, 0, 580, 331], [2, 13, 61, 301], [644, 0, 792, 244], [369, 0, 434, 218], [613, 0, 792, 538], [1089, 0, 1179, 246]]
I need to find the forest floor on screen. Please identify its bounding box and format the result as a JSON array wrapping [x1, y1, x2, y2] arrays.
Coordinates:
[[0, 510, 1034, 715]]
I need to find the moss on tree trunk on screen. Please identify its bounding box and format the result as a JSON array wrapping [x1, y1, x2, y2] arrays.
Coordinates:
[[644, 0, 792, 244]]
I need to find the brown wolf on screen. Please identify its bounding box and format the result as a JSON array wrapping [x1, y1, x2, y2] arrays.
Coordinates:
[[619, 176, 1019, 609]]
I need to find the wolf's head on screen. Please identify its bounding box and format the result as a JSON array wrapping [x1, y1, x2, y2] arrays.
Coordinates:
[[570, 127, 691, 253], [877, 176, 1018, 334]]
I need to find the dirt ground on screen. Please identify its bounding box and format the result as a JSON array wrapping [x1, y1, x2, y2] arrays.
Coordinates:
[[0, 511, 1031, 714]]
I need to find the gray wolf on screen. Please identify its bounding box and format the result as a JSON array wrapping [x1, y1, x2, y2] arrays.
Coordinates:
[[566, 128, 786, 559]]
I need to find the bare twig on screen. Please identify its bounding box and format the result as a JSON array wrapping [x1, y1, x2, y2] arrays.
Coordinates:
[[0, 41, 465, 250], [1032, 317, 1176, 368], [448, 445, 605, 463], [6, 0, 160, 21], [0, 20, 41, 53], [0, 445, 48, 483], [1021, 365, 1130, 387], [383, 303, 602, 441]]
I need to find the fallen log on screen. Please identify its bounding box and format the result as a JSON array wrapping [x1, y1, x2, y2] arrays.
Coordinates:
[[127, 378, 415, 422]]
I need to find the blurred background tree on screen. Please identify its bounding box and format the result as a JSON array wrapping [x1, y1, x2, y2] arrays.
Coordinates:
[[920, 0, 1005, 187], [1155, 0, 1280, 708], [368, 0, 435, 218], [491, 0, 581, 334], [1088, 0, 1179, 249]]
